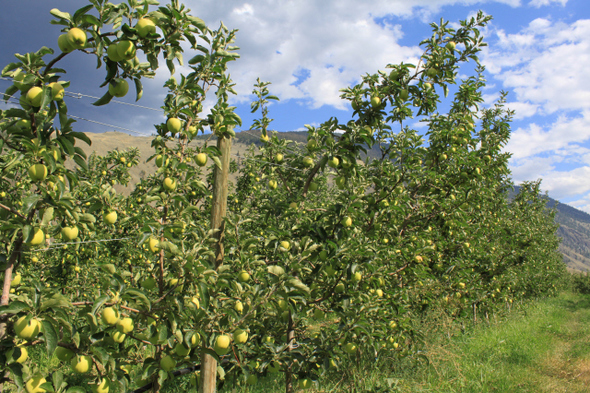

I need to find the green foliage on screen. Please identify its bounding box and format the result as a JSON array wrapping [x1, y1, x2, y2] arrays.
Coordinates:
[[0, 3, 566, 393]]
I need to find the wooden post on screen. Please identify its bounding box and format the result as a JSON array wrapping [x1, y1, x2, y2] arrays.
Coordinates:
[[200, 134, 232, 393]]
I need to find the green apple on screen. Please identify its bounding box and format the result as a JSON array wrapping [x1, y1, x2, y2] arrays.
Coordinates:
[[66, 27, 87, 50], [163, 177, 177, 191], [155, 154, 169, 167], [352, 271, 362, 283], [49, 82, 64, 101], [233, 328, 248, 344], [8, 346, 28, 363], [106, 43, 123, 62], [101, 307, 119, 325], [341, 216, 352, 227], [28, 164, 48, 181], [399, 89, 409, 101], [14, 316, 41, 340], [136, 18, 156, 37], [246, 375, 258, 385], [370, 95, 381, 108], [71, 355, 92, 373], [196, 153, 207, 166], [55, 347, 74, 362], [268, 179, 278, 190], [307, 138, 317, 150], [280, 240, 291, 250], [426, 67, 438, 78], [108, 78, 129, 98], [28, 229, 45, 246], [325, 265, 336, 276], [234, 300, 244, 313], [343, 343, 357, 354], [237, 270, 250, 282], [160, 355, 176, 371], [61, 226, 79, 241], [93, 379, 109, 393], [303, 156, 314, 167], [116, 317, 133, 334], [299, 378, 312, 389], [214, 334, 231, 355], [190, 332, 201, 347], [167, 118, 182, 134], [308, 182, 319, 192], [58, 34, 74, 53], [319, 250, 328, 261], [275, 153, 284, 163], [424, 82, 432, 90], [26, 87, 44, 107], [141, 277, 156, 290], [446, 41, 456, 51], [334, 283, 345, 293], [112, 331, 126, 343], [335, 176, 346, 190], [328, 156, 339, 168], [116, 40, 136, 60], [148, 237, 159, 253], [313, 308, 324, 319], [11, 273, 21, 287], [174, 343, 190, 357], [261, 133, 269, 142], [103, 211, 117, 225], [25, 376, 47, 393]]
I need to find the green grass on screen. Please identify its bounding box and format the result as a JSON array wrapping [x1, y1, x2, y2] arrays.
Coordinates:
[[202, 291, 590, 392]]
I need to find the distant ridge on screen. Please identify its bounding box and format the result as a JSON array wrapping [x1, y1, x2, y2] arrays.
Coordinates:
[[82, 131, 590, 272]]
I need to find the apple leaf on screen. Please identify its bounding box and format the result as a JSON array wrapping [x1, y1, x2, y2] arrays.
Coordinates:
[[0, 300, 30, 315], [122, 288, 151, 311], [66, 387, 87, 393], [134, 78, 143, 101], [42, 319, 58, 357], [91, 91, 113, 106], [7, 364, 23, 390], [50, 9, 71, 21], [72, 5, 94, 24], [3, 85, 18, 102]]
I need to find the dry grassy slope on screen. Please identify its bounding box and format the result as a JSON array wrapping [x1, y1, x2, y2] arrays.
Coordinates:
[[81, 132, 590, 272]]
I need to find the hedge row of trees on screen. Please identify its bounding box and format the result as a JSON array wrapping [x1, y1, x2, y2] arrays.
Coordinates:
[[0, 2, 564, 392]]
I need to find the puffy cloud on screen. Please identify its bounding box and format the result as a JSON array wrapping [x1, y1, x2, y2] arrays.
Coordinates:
[[528, 0, 568, 7]]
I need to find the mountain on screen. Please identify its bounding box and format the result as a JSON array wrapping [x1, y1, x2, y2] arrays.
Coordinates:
[[79, 131, 590, 272]]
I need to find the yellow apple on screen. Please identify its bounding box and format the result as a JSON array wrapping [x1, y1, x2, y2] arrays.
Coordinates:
[[11, 273, 21, 287], [116, 40, 136, 60], [214, 334, 231, 355], [116, 317, 134, 334], [101, 307, 119, 325], [328, 156, 339, 168], [48, 82, 64, 101], [163, 177, 177, 191], [28, 164, 48, 181], [103, 211, 117, 225], [233, 328, 248, 344], [14, 316, 41, 340], [93, 379, 109, 393], [26, 86, 44, 107], [196, 153, 207, 167], [167, 118, 182, 134], [25, 376, 47, 393], [112, 331, 126, 343], [148, 237, 160, 253], [136, 18, 156, 37], [280, 240, 291, 250], [303, 156, 314, 167], [71, 355, 92, 373], [371, 95, 381, 108], [66, 27, 87, 50], [61, 226, 79, 241], [237, 270, 250, 282], [341, 216, 352, 227], [8, 345, 28, 363], [234, 301, 244, 313]]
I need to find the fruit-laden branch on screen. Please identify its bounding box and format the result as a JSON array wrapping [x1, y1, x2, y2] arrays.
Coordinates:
[[0, 203, 26, 219], [301, 160, 323, 197]]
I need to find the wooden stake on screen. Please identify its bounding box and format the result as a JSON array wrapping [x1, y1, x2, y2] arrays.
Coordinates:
[[200, 134, 232, 393]]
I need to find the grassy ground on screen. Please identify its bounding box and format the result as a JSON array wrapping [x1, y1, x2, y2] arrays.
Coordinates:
[[201, 291, 590, 392]]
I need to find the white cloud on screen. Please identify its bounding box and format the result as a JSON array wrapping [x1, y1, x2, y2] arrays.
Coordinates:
[[528, 0, 568, 8]]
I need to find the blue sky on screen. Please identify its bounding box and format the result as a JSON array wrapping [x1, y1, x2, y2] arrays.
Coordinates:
[[1, 0, 590, 211]]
